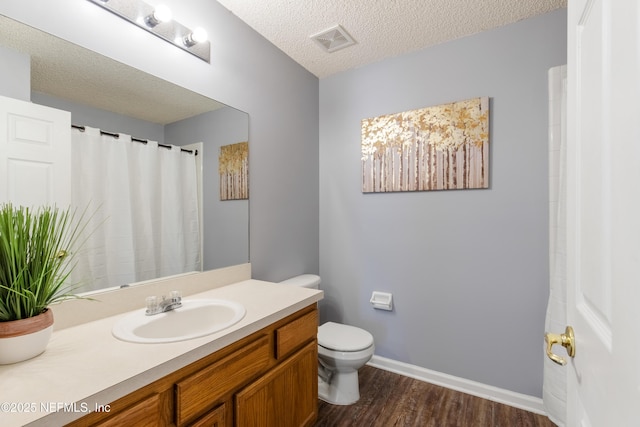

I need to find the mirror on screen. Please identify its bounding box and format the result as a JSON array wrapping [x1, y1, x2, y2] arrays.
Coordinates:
[[0, 15, 249, 293]]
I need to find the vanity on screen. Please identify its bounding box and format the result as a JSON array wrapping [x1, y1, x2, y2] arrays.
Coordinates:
[[0, 265, 323, 427]]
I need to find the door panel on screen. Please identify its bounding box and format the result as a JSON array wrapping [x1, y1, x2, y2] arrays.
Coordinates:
[[0, 95, 71, 207], [573, 0, 613, 343]]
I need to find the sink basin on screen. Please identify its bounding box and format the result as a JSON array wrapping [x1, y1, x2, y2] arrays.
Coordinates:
[[112, 299, 246, 343]]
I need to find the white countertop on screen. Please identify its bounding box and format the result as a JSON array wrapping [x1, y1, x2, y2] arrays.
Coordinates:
[[0, 279, 323, 427]]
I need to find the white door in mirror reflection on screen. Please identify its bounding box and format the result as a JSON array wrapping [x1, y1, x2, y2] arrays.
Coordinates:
[[0, 95, 71, 207]]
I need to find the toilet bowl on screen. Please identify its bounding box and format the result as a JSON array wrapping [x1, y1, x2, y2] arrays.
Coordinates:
[[317, 321, 374, 405], [280, 274, 375, 405]]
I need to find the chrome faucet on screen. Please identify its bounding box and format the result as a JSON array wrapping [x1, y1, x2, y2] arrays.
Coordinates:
[[145, 290, 182, 315]]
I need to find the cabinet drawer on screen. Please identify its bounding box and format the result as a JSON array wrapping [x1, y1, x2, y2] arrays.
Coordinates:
[[94, 393, 160, 427], [188, 403, 225, 427], [275, 309, 318, 359], [175, 335, 270, 426]]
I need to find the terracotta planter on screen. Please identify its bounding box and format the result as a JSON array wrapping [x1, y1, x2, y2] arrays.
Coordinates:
[[0, 309, 54, 364]]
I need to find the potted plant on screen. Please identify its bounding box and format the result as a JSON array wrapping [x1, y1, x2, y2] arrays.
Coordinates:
[[0, 203, 88, 364]]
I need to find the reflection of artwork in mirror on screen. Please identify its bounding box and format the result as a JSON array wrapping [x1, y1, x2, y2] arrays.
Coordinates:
[[219, 142, 249, 201], [361, 97, 489, 193]]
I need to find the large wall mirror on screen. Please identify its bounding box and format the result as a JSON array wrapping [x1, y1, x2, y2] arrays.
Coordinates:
[[0, 15, 249, 293]]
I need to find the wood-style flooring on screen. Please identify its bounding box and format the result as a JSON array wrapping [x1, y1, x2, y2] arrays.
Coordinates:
[[314, 366, 557, 427]]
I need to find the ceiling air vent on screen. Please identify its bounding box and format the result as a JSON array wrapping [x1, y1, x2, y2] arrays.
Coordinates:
[[310, 24, 356, 53]]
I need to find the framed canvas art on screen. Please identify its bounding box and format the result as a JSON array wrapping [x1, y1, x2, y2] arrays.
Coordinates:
[[361, 97, 489, 193]]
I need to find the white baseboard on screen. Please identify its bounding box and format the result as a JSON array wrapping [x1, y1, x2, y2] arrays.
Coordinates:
[[367, 355, 547, 416]]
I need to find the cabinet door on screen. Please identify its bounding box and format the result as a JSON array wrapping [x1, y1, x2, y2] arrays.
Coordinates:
[[235, 341, 317, 427]]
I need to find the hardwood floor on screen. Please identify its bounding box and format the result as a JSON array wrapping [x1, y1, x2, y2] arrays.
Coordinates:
[[314, 366, 557, 427]]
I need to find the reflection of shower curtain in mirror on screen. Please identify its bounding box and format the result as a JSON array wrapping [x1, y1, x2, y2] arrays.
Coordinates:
[[543, 65, 567, 427], [70, 126, 200, 293]]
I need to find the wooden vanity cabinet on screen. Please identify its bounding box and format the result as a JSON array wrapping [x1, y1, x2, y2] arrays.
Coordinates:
[[67, 305, 318, 427]]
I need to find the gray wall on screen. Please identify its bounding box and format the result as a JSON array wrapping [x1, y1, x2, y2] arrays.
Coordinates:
[[31, 92, 166, 142], [0, 45, 30, 101], [166, 107, 249, 270], [0, 0, 319, 282], [319, 9, 567, 398]]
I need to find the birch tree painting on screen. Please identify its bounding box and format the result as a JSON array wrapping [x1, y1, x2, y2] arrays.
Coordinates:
[[361, 97, 489, 192], [219, 141, 248, 200]]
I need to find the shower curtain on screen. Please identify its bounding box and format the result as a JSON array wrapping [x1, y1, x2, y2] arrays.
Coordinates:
[[543, 65, 567, 427], [70, 126, 200, 293]]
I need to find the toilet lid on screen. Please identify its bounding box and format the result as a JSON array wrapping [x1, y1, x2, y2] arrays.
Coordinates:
[[317, 322, 374, 352]]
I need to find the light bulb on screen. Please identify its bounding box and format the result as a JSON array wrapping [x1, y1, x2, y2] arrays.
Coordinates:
[[184, 27, 207, 47], [191, 27, 208, 43], [145, 5, 172, 27]]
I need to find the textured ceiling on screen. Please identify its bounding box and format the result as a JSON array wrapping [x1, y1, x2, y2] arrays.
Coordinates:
[[0, 16, 223, 125], [216, 0, 567, 78], [1, 1, 567, 121]]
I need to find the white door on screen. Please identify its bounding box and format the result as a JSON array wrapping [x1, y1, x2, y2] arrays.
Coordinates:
[[0, 95, 71, 207], [563, 0, 640, 425]]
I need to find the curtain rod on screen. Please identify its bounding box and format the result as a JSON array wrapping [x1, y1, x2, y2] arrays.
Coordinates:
[[71, 124, 198, 155]]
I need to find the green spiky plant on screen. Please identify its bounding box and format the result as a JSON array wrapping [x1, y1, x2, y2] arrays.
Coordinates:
[[0, 203, 89, 322]]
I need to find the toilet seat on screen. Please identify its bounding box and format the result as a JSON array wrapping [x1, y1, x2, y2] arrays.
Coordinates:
[[318, 322, 374, 352]]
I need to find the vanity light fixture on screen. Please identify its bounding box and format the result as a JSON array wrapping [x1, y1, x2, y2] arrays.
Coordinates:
[[87, 0, 210, 62]]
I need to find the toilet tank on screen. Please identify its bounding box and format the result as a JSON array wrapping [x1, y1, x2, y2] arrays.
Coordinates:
[[279, 274, 321, 289]]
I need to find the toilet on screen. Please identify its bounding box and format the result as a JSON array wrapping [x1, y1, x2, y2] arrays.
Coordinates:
[[280, 274, 375, 405]]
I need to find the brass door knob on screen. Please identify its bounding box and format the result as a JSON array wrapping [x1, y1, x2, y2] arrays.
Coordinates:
[[544, 326, 576, 366]]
